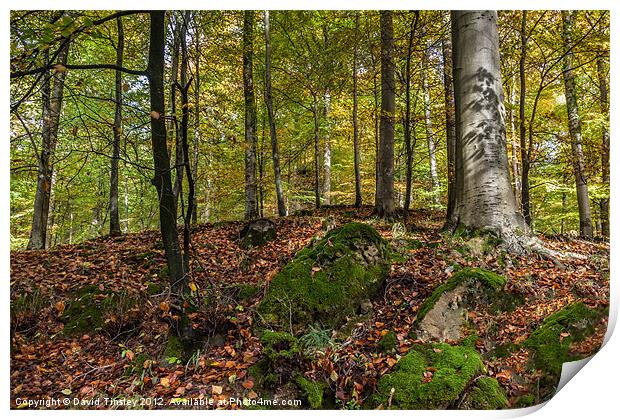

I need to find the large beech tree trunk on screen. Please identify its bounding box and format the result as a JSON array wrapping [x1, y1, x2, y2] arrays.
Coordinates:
[[263, 11, 286, 217], [243, 11, 259, 220], [28, 40, 70, 250], [109, 16, 124, 237], [450, 11, 528, 242], [561, 11, 593, 238], [375, 11, 395, 219]]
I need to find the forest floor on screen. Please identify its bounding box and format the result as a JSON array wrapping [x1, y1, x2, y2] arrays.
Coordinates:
[[10, 206, 609, 409]]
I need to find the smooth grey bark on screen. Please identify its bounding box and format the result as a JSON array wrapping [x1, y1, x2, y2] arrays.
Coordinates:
[[243, 11, 259, 220], [596, 56, 609, 237], [323, 89, 331, 205], [561, 11, 593, 238], [442, 12, 457, 225], [263, 11, 287, 217], [375, 11, 395, 219], [352, 11, 362, 208], [421, 34, 439, 205], [110, 16, 124, 237], [192, 24, 200, 225], [28, 40, 70, 250], [508, 75, 520, 205], [450, 11, 528, 240]]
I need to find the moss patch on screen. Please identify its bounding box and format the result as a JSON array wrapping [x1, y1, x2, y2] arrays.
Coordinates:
[[461, 377, 508, 409], [371, 343, 488, 409], [378, 331, 398, 353], [295, 376, 325, 409], [257, 222, 390, 334], [523, 302, 601, 374]]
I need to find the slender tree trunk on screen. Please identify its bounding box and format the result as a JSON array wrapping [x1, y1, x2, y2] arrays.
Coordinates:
[[519, 11, 532, 227], [323, 89, 331, 205], [28, 40, 70, 250], [376, 11, 395, 219], [263, 11, 286, 217], [147, 11, 188, 335], [313, 96, 321, 209], [451, 11, 528, 243], [508, 75, 521, 205], [170, 14, 183, 212], [403, 11, 418, 223], [597, 56, 609, 237], [421, 34, 439, 205], [442, 12, 457, 225], [352, 11, 362, 208], [561, 11, 593, 238], [243, 11, 259, 220], [192, 25, 200, 225], [110, 16, 124, 236]]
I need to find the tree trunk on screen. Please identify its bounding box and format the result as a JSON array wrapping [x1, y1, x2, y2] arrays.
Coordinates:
[[313, 97, 321, 209], [561, 11, 593, 238], [170, 14, 184, 213], [110, 16, 124, 236], [508, 75, 520, 205], [352, 12, 362, 208], [597, 55, 609, 237], [376, 11, 395, 219], [450, 11, 528, 242], [421, 34, 439, 205], [147, 11, 188, 333], [192, 25, 200, 225], [442, 12, 457, 225], [243, 11, 259, 220], [519, 11, 531, 227], [263, 11, 286, 217], [323, 89, 331, 205], [28, 40, 70, 250], [403, 11, 418, 223]]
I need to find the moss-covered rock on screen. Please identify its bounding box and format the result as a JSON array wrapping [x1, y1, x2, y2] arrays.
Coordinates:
[[295, 376, 325, 409], [461, 377, 509, 409], [412, 268, 509, 342], [371, 342, 507, 409], [239, 219, 276, 249], [257, 222, 391, 334], [523, 302, 602, 374], [61, 285, 139, 335], [261, 330, 300, 362]]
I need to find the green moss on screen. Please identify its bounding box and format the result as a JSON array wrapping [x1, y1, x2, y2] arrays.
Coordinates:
[[523, 302, 600, 374], [260, 330, 300, 361], [415, 268, 506, 325], [513, 394, 536, 408], [61, 286, 137, 335], [146, 281, 163, 295], [295, 376, 325, 409], [257, 222, 390, 333], [164, 334, 185, 361], [462, 377, 508, 409], [371, 343, 486, 409], [378, 331, 398, 353], [236, 283, 261, 300], [157, 266, 169, 281]]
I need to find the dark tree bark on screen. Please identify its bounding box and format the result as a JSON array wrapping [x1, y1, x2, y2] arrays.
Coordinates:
[[192, 24, 200, 225], [243, 11, 259, 220], [375, 11, 395, 219], [28, 40, 70, 250], [561, 11, 593, 238], [170, 13, 184, 212], [312, 95, 321, 209], [597, 55, 609, 237], [263, 11, 286, 217], [147, 11, 188, 330], [403, 11, 419, 223], [352, 11, 362, 208], [442, 12, 457, 225], [109, 16, 124, 237], [450, 11, 529, 248], [519, 11, 531, 226]]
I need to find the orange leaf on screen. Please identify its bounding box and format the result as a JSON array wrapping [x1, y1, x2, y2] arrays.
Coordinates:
[[242, 379, 254, 389]]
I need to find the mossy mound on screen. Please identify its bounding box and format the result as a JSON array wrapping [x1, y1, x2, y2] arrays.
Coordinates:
[[295, 376, 326, 409], [412, 268, 511, 342], [371, 342, 506, 409], [257, 222, 390, 334], [61, 285, 140, 335], [460, 377, 509, 409], [378, 330, 398, 353], [523, 302, 602, 374]]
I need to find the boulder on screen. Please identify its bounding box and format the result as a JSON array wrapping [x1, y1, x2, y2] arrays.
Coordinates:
[[239, 219, 276, 249], [256, 222, 390, 334], [412, 268, 508, 342]]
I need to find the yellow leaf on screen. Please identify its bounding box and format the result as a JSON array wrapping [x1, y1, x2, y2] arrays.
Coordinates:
[[330, 371, 338, 382], [212, 385, 223, 395], [61, 388, 72, 395], [160, 377, 170, 387], [189, 282, 198, 292]]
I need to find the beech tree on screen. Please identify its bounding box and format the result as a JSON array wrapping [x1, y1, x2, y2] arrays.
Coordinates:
[[243, 10, 259, 220]]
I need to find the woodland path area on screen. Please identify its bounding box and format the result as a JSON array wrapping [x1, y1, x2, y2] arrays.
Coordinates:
[[10, 207, 609, 409]]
